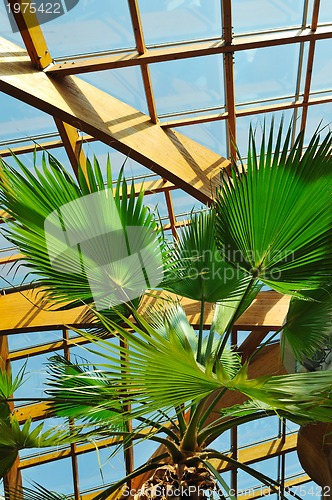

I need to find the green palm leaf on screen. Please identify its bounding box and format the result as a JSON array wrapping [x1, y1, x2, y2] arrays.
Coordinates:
[[0, 416, 72, 479], [282, 286, 332, 365], [163, 209, 252, 302], [46, 354, 125, 426], [44, 311, 332, 425], [0, 153, 165, 315], [7, 483, 70, 500], [215, 121, 332, 294]]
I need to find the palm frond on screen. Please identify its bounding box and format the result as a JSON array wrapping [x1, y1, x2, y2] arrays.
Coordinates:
[[282, 286, 332, 362], [215, 120, 332, 294], [0, 416, 72, 479], [7, 482, 71, 500], [0, 153, 165, 314], [46, 354, 125, 426], [163, 209, 252, 302], [228, 364, 332, 422]]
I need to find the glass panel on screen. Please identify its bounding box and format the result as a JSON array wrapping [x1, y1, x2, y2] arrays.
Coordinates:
[[237, 415, 279, 448], [287, 482, 323, 498], [150, 55, 224, 116], [8, 329, 63, 352], [0, 93, 56, 143], [237, 456, 278, 492], [139, 0, 221, 46], [21, 457, 74, 494], [171, 189, 200, 217], [236, 109, 295, 155], [234, 45, 300, 105], [79, 67, 149, 115], [304, 101, 332, 145], [11, 352, 52, 406], [43, 2, 135, 59], [285, 450, 305, 479], [0, 1, 26, 45], [82, 141, 158, 180], [175, 120, 227, 156], [310, 39, 332, 93], [232, 0, 305, 34], [319, 0, 332, 24], [77, 447, 126, 493]]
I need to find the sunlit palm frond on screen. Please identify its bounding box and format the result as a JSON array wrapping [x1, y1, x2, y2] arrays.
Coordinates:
[[0, 153, 165, 315], [282, 286, 332, 363], [46, 354, 126, 426], [0, 416, 72, 478], [215, 121, 332, 295], [163, 209, 252, 302]]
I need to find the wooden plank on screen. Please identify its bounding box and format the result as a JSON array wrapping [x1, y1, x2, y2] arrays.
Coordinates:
[[7, 0, 52, 69], [53, 118, 87, 178], [222, 0, 236, 159], [128, 0, 158, 123], [0, 288, 290, 333], [0, 37, 228, 204], [47, 25, 332, 76]]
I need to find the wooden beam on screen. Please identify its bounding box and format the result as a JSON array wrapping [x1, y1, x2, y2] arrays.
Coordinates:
[[0, 37, 228, 204], [300, 0, 320, 132], [128, 0, 158, 123], [0, 335, 22, 498], [161, 93, 332, 129], [7, 0, 52, 69], [222, 0, 236, 159], [0, 288, 290, 334], [47, 25, 332, 77], [53, 118, 87, 178]]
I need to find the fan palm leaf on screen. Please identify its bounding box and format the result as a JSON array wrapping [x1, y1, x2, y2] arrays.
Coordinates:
[[282, 286, 332, 363], [215, 122, 332, 294], [163, 209, 252, 302], [0, 153, 165, 315]]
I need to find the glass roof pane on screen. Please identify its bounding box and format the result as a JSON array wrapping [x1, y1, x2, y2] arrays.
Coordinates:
[[0, 93, 57, 142], [175, 120, 227, 156], [319, 0, 332, 23], [139, 0, 221, 46], [78, 448, 125, 492], [22, 458, 74, 494], [310, 39, 332, 93], [236, 109, 295, 153], [234, 45, 300, 105], [304, 101, 332, 144], [150, 55, 224, 116], [41, 2, 135, 59], [232, 0, 305, 34], [79, 67, 148, 115]]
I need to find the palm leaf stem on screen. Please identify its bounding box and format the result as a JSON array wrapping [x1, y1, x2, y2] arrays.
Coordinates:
[[216, 276, 257, 359], [246, 324, 286, 364], [196, 298, 205, 364], [200, 451, 288, 498], [181, 398, 207, 452], [200, 459, 235, 500], [198, 388, 228, 429], [175, 405, 187, 437]]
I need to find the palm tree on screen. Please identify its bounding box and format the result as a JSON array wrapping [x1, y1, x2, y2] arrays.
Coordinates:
[[0, 121, 331, 499]]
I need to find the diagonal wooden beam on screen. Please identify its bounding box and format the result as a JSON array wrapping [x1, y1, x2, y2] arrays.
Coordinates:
[[0, 36, 228, 204]]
